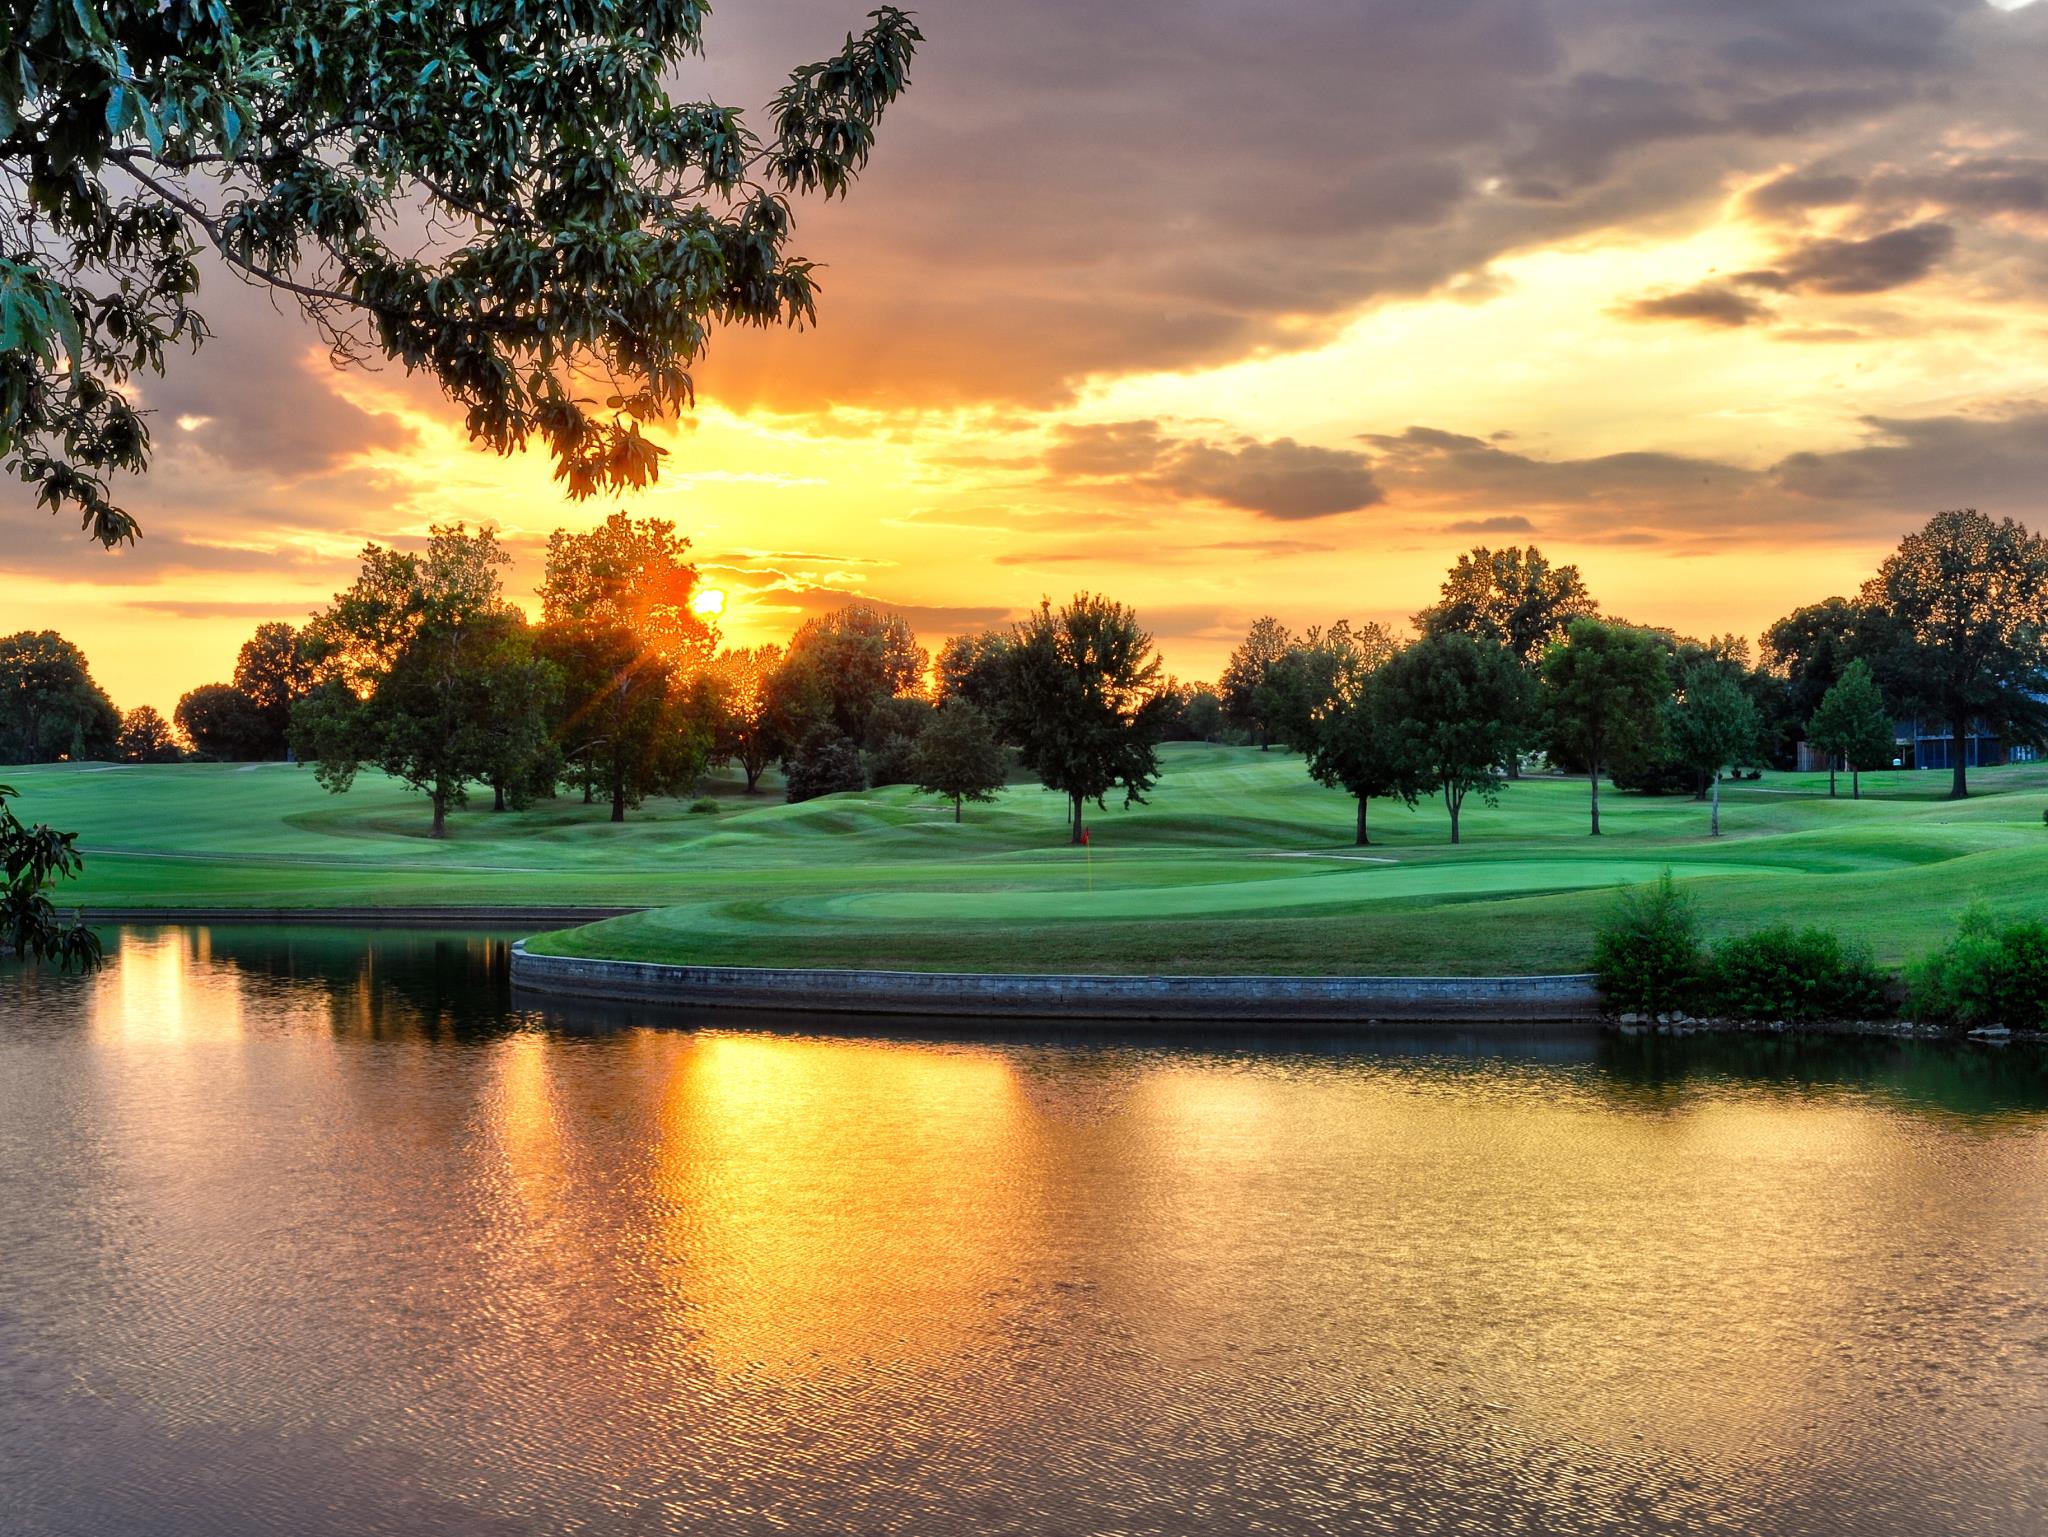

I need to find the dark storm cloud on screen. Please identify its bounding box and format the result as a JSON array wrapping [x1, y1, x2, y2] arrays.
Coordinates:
[[1358, 427, 1754, 519], [1160, 440, 1384, 521], [1739, 221, 1957, 295], [1745, 169, 1866, 217], [117, 262, 420, 478], [1338, 406, 2048, 541], [1044, 422, 1383, 521], [0, 503, 351, 585], [1750, 155, 2048, 230], [1619, 284, 1776, 327], [1894, 157, 2048, 216], [1043, 421, 1171, 479], [1446, 515, 1537, 534], [1768, 406, 2048, 509]]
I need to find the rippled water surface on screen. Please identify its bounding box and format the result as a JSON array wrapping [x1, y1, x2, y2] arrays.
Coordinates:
[[3, 927, 2047, 1536]]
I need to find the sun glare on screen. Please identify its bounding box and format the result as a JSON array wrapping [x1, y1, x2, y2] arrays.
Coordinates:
[[691, 586, 728, 618]]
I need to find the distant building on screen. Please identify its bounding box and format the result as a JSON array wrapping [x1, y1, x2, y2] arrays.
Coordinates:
[[1891, 718, 2016, 771], [1799, 718, 2038, 772]]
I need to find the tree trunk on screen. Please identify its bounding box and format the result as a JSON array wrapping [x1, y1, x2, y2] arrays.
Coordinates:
[[1447, 787, 1462, 845], [954, 793, 962, 824], [1354, 795, 1369, 846], [1710, 771, 1721, 837], [1828, 760, 1836, 798], [492, 782, 506, 812], [1505, 757, 1521, 781], [582, 771, 593, 805], [1852, 768, 1860, 800], [1588, 762, 1601, 836], [1070, 792, 1085, 845], [611, 763, 626, 823], [430, 783, 448, 840], [1951, 719, 1969, 799]]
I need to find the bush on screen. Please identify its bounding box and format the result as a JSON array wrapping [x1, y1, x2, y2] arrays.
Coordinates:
[[687, 796, 720, 815], [1907, 906, 2048, 1030], [783, 733, 868, 803], [1592, 871, 1701, 1014], [1702, 924, 1889, 1023]]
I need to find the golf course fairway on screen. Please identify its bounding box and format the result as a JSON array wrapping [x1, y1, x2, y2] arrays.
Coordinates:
[[9, 743, 2046, 976]]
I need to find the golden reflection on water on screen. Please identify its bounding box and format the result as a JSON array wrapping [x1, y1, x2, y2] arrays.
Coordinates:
[[11, 929, 2048, 1535], [639, 1030, 1037, 1376]]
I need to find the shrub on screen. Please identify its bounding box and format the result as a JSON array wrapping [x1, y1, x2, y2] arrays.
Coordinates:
[[1592, 870, 1701, 1014], [688, 796, 720, 815], [1703, 924, 1889, 1023], [1907, 906, 2048, 1030], [783, 733, 868, 804]]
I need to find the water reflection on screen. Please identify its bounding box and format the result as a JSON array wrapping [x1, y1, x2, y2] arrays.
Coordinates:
[[2, 927, 2045, 1536]]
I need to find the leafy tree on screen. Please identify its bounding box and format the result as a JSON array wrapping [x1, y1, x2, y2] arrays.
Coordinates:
[[773, 605, 928, 743], [1418, 545, 1597, 777], [1806, 659, 1894, 800], [1760, 596, 1905, 764], [539, 512, 716, 821], [0, 631, 120, 763], [1859, 509, 2048, 799], [230, 621, 312, 758], [1375, 632, 1532, 845], [934, 631, 1014, 720], [1182, 686, 1228, 743], [1219, 615, 1294, 749], [116, 705, 181, 763], [705, 644, 784, 793], [536, 619, 703, 822], [472, 619, 562, 812], [910, 698, 1008, 822], [295, 524, 553, 837], [783, 731, 867, 804], [0, 783, 100, 969], [1305, 666, 1426, 846], [1665, 666, 1760, 836], [5, 3, 922, 548], [1417, 545, 1598, 663], [1541, 620, 1671, 836], [1005, 594, 1169, 845], [864, 694, 934, 786], [1268, 620, 1398, 754], [538, 512, 715, 667], [174, 682, 267, 760]]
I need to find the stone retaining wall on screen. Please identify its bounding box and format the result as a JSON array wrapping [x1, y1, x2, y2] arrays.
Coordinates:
[[510, 943, 1602, 1025]]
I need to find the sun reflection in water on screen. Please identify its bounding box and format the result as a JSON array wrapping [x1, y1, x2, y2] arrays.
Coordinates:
[[643, 1031, 1035, 1377]]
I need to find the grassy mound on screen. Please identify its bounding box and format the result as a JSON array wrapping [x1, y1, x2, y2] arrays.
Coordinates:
[[10, 745, 2048, 975]]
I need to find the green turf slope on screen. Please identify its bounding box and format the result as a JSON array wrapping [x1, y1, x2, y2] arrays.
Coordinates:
[[10, 744, 2047, 975]]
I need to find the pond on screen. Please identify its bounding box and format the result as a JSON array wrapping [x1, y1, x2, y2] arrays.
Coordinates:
[[3, 927, 2045, 1536]]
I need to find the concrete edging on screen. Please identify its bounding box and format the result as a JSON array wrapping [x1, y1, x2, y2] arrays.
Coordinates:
[[509, 942, 1603, 1024], [84, 906, 643, 927]]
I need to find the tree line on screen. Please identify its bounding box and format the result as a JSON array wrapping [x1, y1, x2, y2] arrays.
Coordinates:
[[1200, 509, 2048, 841], [5, 507, 2044, 841], [0, 513, 1166, 843]]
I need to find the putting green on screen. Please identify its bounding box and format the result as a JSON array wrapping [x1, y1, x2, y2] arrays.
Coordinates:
[[822, 857, 1780, 923]]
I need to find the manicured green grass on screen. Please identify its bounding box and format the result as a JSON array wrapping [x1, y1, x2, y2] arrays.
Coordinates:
[[9, 745, 2048, 974]]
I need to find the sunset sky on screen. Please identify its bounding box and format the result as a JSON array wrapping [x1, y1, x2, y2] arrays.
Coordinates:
[[7, 0, 2048, 714]]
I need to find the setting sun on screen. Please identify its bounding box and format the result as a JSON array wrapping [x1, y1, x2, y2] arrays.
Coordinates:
[[691, 586, 728, 619]]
